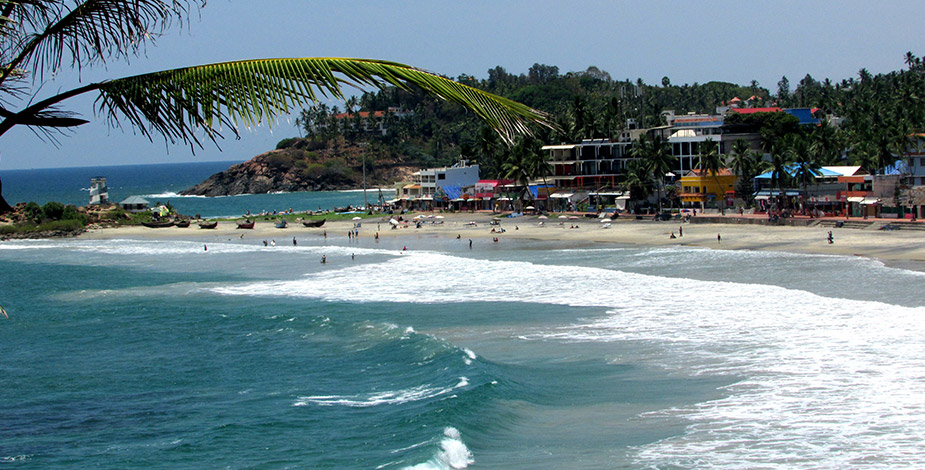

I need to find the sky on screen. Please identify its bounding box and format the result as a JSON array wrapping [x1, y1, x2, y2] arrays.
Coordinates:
[[1, 0, 922, 170]]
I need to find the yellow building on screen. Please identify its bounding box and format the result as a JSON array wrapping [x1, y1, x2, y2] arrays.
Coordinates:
[[679, 168, 737, 208]]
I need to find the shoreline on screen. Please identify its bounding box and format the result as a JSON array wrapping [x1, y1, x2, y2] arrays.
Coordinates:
[[74, 212, 925, 272]]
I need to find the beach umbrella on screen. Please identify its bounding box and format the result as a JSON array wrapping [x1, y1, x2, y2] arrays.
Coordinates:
[[525, 206, 535, 210], [389, 219, 399, 225], [558, 215, 568, 219], [435, 215, 444, 219], [538, 215, 548, 219], [568, 216, 579, 220], [600, 218, 612, 223], [352, 216, 362, 220]]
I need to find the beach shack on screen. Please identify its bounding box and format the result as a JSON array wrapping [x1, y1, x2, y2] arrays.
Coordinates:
[[119, 196, 150, 213]]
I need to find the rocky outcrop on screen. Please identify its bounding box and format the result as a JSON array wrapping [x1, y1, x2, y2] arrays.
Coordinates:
[[181, 140, 416, 197]]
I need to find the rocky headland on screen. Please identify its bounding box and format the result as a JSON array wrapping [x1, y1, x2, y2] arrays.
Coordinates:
[[180, 138, 417, 196]]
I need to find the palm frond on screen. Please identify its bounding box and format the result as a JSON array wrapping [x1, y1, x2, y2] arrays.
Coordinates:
[[4, 0, 200, 82], [95, 57, 555, 147]]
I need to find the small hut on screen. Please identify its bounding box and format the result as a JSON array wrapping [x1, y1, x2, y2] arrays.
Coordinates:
[[119, 196, 150, 213]]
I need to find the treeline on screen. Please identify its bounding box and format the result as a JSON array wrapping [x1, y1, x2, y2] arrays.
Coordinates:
[[290, 53, 925, 180]]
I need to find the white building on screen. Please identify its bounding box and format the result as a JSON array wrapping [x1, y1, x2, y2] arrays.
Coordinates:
[[411, 160, 480, 197], [904, 133, 925, 187]]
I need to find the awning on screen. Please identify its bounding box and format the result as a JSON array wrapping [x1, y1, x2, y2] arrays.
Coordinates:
[[754, 195, 770, 200], [847, 196, 864, 203], [860, 197, 880, 205], [386, 198, 400, 203], [550, 192, 573, 198], [541, 144, 579, 150]]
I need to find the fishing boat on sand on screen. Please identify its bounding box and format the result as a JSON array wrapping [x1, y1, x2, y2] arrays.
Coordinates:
[[199, 221, 218, 229], [302, 218, 326, 228], [236, 220, 255, 229], [175, 220, 190, 228], [275, 219, 288, 228], [141, 220, 175, 228]]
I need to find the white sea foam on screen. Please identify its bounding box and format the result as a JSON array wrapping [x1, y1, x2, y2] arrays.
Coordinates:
[[142, 191, 208, 199], [294, 378, 468, 408], [212, 250, 925, 468], [403, 427, 473, 470], [0, 238, 395, 258]]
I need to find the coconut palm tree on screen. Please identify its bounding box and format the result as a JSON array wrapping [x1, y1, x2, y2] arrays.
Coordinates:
[[784, 135, 821, 214], [622, 159, 653, 204], [630, 133, 673, 213], [0, 1, 554, 213], [696, 138, 725, 212], [760, 142, 793, 211], [501, 138, 534, 209]]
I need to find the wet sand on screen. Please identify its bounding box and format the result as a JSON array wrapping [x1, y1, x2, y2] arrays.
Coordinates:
[[78, 213, 925, 269]]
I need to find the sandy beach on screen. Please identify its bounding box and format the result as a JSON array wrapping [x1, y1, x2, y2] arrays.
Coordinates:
[[78, 213, 925, 269]]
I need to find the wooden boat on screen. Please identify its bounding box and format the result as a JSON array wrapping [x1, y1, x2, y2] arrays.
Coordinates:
[[199, 221, 218, 229], [175, 220, 190, 228], [275, 219, 288, 228], [302, 218, 326, 228], [142, 220, 175, 228], [236, 220, 255, 229]]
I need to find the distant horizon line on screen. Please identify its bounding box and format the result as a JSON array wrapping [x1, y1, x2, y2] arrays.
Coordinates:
[[0, 158, 245, 172]]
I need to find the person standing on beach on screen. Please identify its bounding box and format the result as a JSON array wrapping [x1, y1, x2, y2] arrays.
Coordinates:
[[323, 230, 327, 239], [469, 239, 473, 249], [293, 237, 297, 246], [717, 233, 721, 244], [679, 226, 683, 237]]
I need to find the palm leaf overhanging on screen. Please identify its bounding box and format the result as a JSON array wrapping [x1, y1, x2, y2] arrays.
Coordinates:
[[94, 58, 554, 148]]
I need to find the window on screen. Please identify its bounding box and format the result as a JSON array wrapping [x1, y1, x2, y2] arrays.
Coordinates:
[[438, 174, 446, 180]]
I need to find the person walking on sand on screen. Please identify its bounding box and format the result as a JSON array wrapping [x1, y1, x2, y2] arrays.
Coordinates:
[[679, 226, 683, 237], [717, 233, 721, 244], [827, 231, 834, 244]]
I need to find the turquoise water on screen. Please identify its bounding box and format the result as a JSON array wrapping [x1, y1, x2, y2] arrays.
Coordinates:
[[3, 234, 925, 469], [2, 164, 925, 468]]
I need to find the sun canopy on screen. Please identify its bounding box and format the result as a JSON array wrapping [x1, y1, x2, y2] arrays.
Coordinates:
[[755, 165, 841, 179]]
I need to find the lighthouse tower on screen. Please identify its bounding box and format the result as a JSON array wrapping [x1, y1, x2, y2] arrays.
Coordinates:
[[89, 177, 109, 206]]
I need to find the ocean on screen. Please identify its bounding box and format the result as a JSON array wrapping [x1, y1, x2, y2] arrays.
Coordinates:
[[2, 163, 925, 469], [0, 162, 393, 218]]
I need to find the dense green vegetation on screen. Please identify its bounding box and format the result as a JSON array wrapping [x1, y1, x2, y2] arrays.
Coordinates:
[[0, 201, 89, 235], [294, 54, 925, 193]]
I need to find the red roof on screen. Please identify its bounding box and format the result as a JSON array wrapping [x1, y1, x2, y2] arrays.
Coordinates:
[[333, 110, 386, 120], [728, 107, 783, 114]]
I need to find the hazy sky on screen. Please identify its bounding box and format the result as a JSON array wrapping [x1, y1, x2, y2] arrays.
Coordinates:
[[2, 0, 922, 170]]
